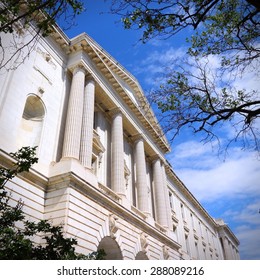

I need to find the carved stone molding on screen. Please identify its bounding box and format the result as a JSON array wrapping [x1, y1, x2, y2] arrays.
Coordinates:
[[163, 245, 170, 260], [67, 63, 88, 77], [109, 107, 123, 119], [37, 87, 44, 96], [140, 232, 148, 253], [109, 214, 119, 240], [36, 47, 57, 69], [132, 133, 144, 144], [124, 160, 131, 190]]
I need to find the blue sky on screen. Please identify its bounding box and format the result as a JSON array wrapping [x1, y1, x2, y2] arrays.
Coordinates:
[[64, 1, 260, 260]]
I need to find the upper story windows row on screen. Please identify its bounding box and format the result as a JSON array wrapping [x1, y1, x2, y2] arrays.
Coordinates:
[[168, 188, 218, 248]]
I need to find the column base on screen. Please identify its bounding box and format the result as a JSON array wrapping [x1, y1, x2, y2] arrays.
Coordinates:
[[49, 158, 98, 188], [118, 193, 131, 210], [145, 215, 155, 227]]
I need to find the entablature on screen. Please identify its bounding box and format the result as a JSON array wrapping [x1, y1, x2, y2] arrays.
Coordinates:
[[55, 30, 170, 155]]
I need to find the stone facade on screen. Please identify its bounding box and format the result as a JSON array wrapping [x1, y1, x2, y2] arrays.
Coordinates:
[[0, 24, 239, 260]]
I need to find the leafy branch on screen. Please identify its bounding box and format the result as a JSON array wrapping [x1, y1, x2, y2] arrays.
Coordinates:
[[149, 57, 260, 151], [0, 147, 105, 259]]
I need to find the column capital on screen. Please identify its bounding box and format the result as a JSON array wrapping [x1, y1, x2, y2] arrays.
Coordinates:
[[109, 107, 123, 119], [132, 133, 144, 144], [70, 63, 87, 76], [85, 75, 95, 84], [151, 154, 162, 164], [160, 159, 168, 168]]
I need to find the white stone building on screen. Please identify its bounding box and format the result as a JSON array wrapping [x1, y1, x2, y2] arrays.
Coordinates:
[[0, 22, 239, 260]]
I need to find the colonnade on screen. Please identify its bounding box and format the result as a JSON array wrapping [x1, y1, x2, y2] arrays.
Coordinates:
[[221, 236, 240, 260], [62, 64, 172, 229]]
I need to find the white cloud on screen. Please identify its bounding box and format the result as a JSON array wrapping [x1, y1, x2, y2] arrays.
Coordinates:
[[168, 140, 260, 259], [137, 42, 260, 96], [171, 140, 219, 161], [133, 46, 187, 85], [236, 226, 260, 259], [224, 202, 260, 227], [168, 141, 260, 202], [141, 46, 186, 66], [129, 33, 260, 261], [225, 202, 260, 259]]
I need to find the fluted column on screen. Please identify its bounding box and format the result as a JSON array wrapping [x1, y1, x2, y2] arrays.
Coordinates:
[[161, 163, 172, 229], [62, 65, 86, 159], [223, 238, 233, 259], [80, 78, 95, 168], [134, 136, 149, 213], [152, 157, 168, 227], [111, 109, 125, 195]]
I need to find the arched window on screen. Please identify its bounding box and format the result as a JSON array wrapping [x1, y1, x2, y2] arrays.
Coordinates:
[[17, 94, 45, 149]]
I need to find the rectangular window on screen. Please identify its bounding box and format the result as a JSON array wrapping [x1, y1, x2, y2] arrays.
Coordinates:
[[185, 234, 190, 255], [190, 213, 195, 228], [199, 221, 203, 237], [203, 248, 206, 259], [91, 155, 98, 175], [169, 192, 173, 209], [206, 228, 210, 244], [93, 111, 98, 129], [180, 203, 185, 220], [195, 242, 199, 259], [172, 224, 178, 242]]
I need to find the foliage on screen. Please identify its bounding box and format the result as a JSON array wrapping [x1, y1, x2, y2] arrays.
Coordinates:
[[110, 0, 260, 152], [0, 147, 105, 260], [0, 0, 84, 71], [152, 58, 260, 150], [111, 0, 259, 52], [0, 0, 84, 35]]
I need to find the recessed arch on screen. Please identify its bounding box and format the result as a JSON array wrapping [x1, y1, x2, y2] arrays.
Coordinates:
[[22, 94, 45, 119], [17, 94, 46, 149], [97, 236, 123, 260]]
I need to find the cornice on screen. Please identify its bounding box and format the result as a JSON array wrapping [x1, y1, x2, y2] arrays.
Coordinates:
[[70, 63, 88, 75], [215, 219, 240, 245], [131, 133, 144, 144], [10, 4, 170, 153], [49, 27, 170, 154], [108, 107, 123, 119]]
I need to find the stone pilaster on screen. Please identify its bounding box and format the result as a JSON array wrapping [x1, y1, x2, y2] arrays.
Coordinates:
[[111, 108, 125, 196], [80, 78, 95, 168], [62, 65, 86, 159], [134, 136, 149, 214], [152, 157, 168, 227]]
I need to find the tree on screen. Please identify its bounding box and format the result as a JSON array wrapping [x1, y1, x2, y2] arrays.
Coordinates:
[[0, 146, 105, 260], [0, 0, 84, 71], [110, 0, 260, 153]]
